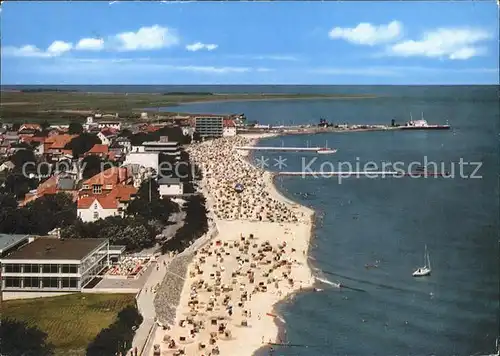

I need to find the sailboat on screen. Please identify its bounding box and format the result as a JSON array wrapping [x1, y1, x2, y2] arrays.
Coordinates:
[[317, 140, 337, 155], [413, 244, 432, 277]]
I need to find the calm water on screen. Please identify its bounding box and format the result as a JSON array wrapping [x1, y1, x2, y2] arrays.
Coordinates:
[[166, 86, 499, 356], [11, 85, 497, 355]]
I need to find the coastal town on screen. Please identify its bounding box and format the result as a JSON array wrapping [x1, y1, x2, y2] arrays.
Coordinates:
[[0, 109, 320, 356]]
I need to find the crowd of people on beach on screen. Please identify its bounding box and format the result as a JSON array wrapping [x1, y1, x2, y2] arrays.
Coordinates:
[[187, 136, 300, 223], [146, 136, 313, 355], [157, 232, 307, 355]]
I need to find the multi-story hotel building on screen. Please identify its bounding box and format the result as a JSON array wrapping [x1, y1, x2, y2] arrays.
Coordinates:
[[194, 116, 224, 138], [0, 238, 110, 292]]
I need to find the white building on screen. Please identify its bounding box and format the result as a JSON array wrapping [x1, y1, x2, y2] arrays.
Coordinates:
[[123, 151, 159, 172], [77, 196, 120, 222], [1, 238, 112, 293], [97, 121, 121, 131], [158, 177, 184, 196], [97, 132, 111, 145], [84, 116, 122, 131], [140, 136, 181, 160]]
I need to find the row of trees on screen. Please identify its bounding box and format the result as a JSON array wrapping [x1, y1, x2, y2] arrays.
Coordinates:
[[161, 194, 209, 254], [60, 216, 157, 251], [86, 305, 143, 356], [0, 193, 76, 235]]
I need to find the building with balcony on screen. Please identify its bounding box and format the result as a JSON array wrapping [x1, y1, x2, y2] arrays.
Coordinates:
[[195, 116, 224, 138], [131, 136, 181, 161], [0, 238, 111, 293]]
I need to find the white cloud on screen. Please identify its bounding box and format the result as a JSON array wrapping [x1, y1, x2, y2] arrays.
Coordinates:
[[2, 40, 72, 58], [329, 21, 403, 45], [387, 28, 492, 60], [186, 42, 218, 52], [113, 25, 179, 51], [76, 38, 105, 51], [46, 40, 73, 55]]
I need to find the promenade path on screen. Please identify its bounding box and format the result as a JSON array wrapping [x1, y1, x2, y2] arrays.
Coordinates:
[[131, 210, 186, 355]]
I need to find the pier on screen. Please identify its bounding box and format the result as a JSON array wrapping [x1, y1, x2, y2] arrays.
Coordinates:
[[235, 146, 322, 152], [277, 171, 449, 177], [278, 171, 403, 176]]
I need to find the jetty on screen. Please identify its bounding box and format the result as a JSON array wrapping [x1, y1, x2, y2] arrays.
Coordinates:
[[278, 171, 404, 177], [277, 171, 450, 177], [235, 146, 322, 152]]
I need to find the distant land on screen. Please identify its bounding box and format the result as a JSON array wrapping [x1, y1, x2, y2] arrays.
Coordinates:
[[0, 89, 377, 123]]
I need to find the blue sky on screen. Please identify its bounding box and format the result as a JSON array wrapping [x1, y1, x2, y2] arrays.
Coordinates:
[[1, 1, 498, 85]]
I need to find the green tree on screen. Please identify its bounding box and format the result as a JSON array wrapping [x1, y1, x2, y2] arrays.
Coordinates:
[[127, 179, 179, 223], [65, 133, 100, 158], [2, 174, 37, 199], [68, 121, 83, 135], [86, 305, 142, 356], [0, 318, 54, 356], [81, 155, 103, 180], [25, 193, 77, 234], [10, 148, 36, 173], [40, 120, 51, 131]]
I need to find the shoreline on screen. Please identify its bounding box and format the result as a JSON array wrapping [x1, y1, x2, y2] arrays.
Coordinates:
[[149, 134, 316, 355]]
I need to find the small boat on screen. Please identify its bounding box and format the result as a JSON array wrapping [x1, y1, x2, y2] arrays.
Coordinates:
[[413, 244, 432, 277], [317, 140, 337, 154], [400, 112, 450, 130]]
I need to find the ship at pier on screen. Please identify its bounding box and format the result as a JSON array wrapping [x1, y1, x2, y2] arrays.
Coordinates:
[[400, 113, 450, 130]]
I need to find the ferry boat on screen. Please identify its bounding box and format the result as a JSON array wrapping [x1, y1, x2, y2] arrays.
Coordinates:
[[400, 113, 450, 130]]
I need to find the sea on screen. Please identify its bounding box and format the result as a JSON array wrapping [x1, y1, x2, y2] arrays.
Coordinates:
[[158, 86, 499, 356], [10, 85, 499, 355]]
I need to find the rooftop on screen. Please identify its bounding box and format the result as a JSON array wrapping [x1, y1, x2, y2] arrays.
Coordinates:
[[158, 177, 181, 184], [0, 234, 30, 254], [77, 184, 137, 209], [142, 141, 179, 146], [2, 238, 108, 261], [83, 167, 128, 187]]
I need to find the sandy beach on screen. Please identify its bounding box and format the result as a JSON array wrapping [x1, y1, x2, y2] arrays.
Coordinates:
[[150, 135, 315, 356]]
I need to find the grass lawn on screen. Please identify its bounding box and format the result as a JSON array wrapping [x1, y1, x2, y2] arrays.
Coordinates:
[[2, 293, 137, 355]]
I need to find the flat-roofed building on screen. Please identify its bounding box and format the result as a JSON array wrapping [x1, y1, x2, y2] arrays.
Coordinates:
[[0, 234, 30, 257], [0, 238, 110, 293], [158, 177, 184, 196], [195, 116, 224, 138], [141, 136, 181, 160]]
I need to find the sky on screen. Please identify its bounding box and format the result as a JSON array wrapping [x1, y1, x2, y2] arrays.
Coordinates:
[[1, 1, 499, 85]]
